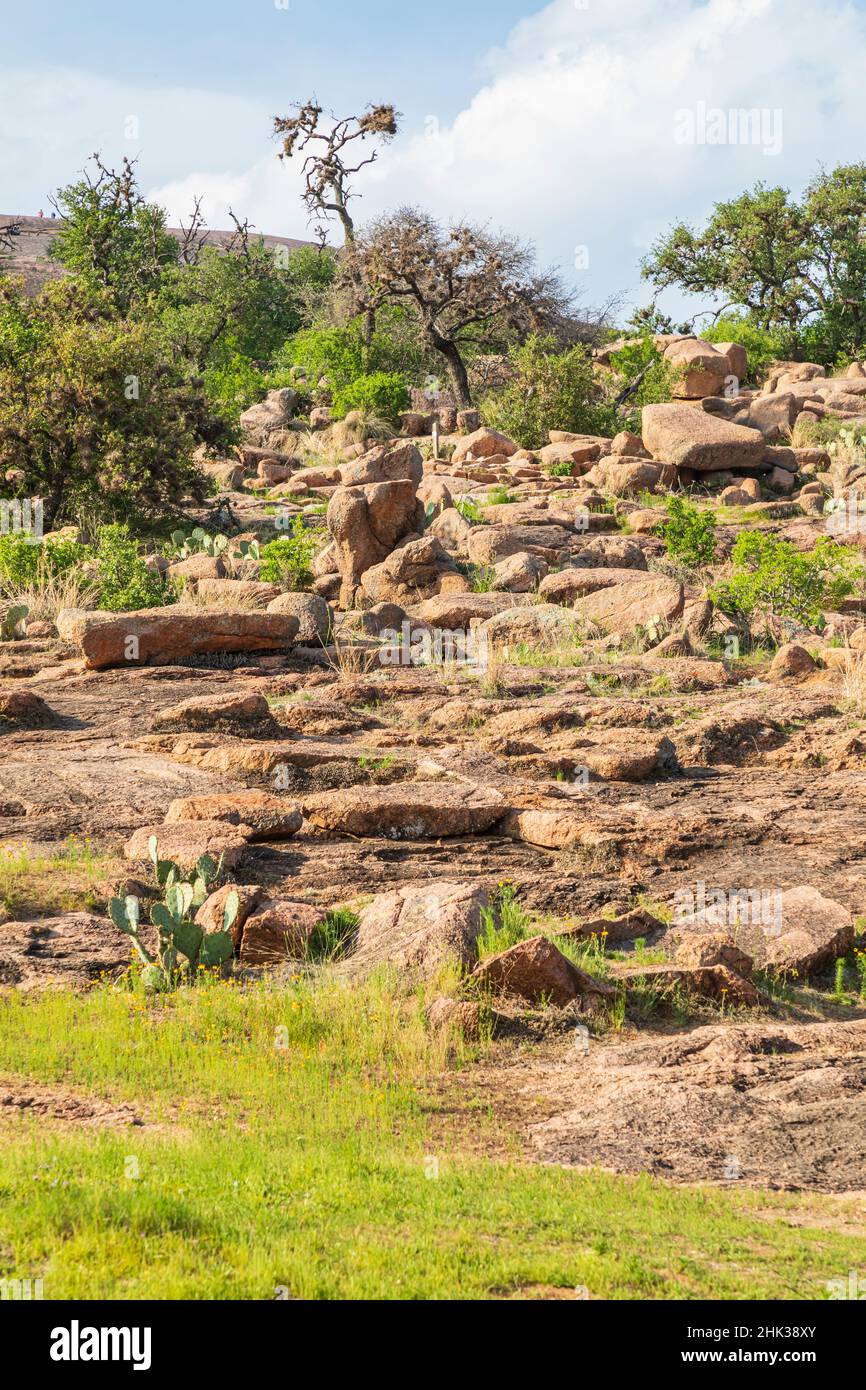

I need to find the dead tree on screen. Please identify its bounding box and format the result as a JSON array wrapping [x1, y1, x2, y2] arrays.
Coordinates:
[[345, 208, 578, 407], [273, 100, 399, 247]]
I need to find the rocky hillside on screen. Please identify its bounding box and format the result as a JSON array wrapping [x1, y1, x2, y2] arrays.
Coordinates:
[[3, 338, 866, 1193]]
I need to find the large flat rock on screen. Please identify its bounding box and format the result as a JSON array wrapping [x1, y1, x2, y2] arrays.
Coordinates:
[[57, 606, 300, 670], [642, 402, 765, 472], [124, 821, 252, 870], [573, 575, 684, 636], [300, 781, 506, 838], [164, 792, 303, 840]]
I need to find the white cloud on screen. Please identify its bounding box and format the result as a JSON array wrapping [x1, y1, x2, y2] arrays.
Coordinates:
[[7, 1, 866, 319], [0, 65, 263, 214]]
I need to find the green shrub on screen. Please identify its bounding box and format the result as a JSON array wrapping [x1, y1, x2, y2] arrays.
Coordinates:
[[0, 535, 82, 591], [662, 497, 717, 570], [203, 352, 268, 419], [702, 315, 791, 385], [455, 499, 483, 524], [547, 458, 576, 478], [93, 524, 171, 612], [0, 278, 226, 530], [331, 371, 410, 425], [484, 486, 517, 507], [278, 309, 438, 396], [282, 325, 367, 392], [259, 520, 320, 591], [712, 531, 864, 627], [481, 334, 610, 448], [468, 564, 496, 593]]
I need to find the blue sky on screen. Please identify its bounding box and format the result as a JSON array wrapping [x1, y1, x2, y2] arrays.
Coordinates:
[[3, 0, 530, 114], [3, 0, 866, 323]]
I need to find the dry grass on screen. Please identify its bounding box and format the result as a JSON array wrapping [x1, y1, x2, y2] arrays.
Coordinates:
[[0, 568, 98, 623], [325, 633, 382, 677], [477, 641, 507, 695], [841, 651, 866, 716], [178, 586, 269, 612], [297, 413, 397, 466]]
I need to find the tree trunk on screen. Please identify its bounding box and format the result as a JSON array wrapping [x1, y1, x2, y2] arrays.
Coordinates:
[[429, 331, 471, 407], [44, 469, 65, 532], [362, 305, 376, 362]]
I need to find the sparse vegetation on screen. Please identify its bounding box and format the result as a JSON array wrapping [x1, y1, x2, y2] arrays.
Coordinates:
[[661, 496, 717, 570], [712, 531, 865, 629]]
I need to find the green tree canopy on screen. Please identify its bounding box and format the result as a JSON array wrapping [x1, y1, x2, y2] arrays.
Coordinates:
[[50, 155, 179, 315], [0, 278, 229, 529], [641, 164, 866, 359]]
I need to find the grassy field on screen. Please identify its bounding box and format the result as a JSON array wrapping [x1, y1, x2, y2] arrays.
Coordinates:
[[1, 971, 865, 1301]]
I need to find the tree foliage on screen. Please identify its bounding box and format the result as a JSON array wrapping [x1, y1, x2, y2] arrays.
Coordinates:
[[642, 164, 866, 361], [50, 155, 178, 315], [0, 279, 225, 529]]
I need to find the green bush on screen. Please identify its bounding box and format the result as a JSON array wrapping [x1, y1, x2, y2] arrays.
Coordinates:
[[481, 335, 612, 448], [712, 531, 864, 627], [331, 371, 410, 425], [662, 497, 717, 570], [278, 308, 436, 397], [484, 486, 517, 506], [547, 458, 576, 478], [606, 335, 676, 426], [280, 325, 367, 392], [202, 352, 268, 419], [0, 535, 82, 590], [0, 278, 225, 530], [702, 316, 791, 385], [93, 524, 171, 612], [455, 499, 483, 524], [259, 520, 320, 591]]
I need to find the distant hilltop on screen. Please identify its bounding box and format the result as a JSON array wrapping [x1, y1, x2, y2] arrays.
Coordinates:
[[0, 214, 315, 294]]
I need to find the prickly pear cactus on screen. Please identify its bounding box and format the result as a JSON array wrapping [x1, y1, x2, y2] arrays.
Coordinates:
[[113, 837, 238, 990]]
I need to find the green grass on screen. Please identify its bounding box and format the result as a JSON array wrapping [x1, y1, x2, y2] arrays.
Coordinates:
[[2, 974, 866, 1299], [0, 837, 118, 919], [467, 563, 496, 593], [356, 754, 395, 773], [306, 908, 360, 963], [483, 486, 518, 507], [475, 886, 533, 957]]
